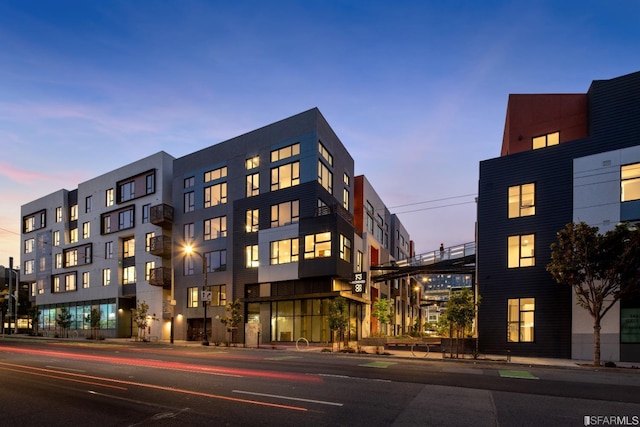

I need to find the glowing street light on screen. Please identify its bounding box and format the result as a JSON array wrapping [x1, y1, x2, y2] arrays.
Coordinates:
[[185, 245, 209, 346]]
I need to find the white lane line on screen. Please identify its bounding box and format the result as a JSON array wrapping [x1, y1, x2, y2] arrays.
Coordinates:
[[232, 390, 343, 407], [317, 373, 391, 383]]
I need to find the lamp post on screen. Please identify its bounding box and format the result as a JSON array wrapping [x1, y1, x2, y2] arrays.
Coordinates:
[[185, 245, 209, 346]]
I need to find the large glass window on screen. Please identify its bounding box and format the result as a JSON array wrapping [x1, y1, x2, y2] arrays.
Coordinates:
[[318, 161, 333, 193], [339, 234, 351, 262], [205, 249, 227, 272], [24, 238, 35, 254], [123, 238, 135, 258], [508, 183, 535, 218], [204, 166, 227, 182], [210, 284, 227, 306], [508, 234, 535, 268], [318, 141, 333, 166], [246, 209, 259, 232], [271, 162, 300, 191], [622, 163, 640, 202], [246, 245, 259, 268], [120, 181, 135, 202], [246, 173, 259, 197], [118, 209, 134, 230], [270, 238, 299, 265], [246, 155, 259, 169], [304, 232, 331, 259], [271, 143, 300, 162], [271, 200, 299, 227], [123, 266, 136, 284], [187, 287, 199, 308], [532, 131, 559, 150], [204, 182, 227, 207], [508, 298, 535, 342], [204, 216, 227, 240]]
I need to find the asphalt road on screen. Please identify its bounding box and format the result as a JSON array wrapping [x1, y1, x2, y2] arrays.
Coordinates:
[[0, 337, 639, 426]]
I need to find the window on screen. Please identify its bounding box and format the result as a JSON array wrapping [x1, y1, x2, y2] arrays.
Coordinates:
[[145, 232, 155, 251], [204, 182, 227, 207], [246, 209, 259, 232], [102, 268, 111, 286], [184, 176, 195, 188], [204, 166, 227, 182], [145, 261, 155, 281], [246, 173, 259, 197], [124, 237, 135, 258], [105, 241, 114, 259], [508, 298, 535, 342], [319, 141, 333, 166], [318, 161, 333, 193], [64, 249, 78, 267], [24, 238, 35, 254], [142, 204, 150, 223], [508, 234, 535, 268], [106, 188, 114, 206], [65, 274, 76, 291], [366, 214, 374, 234], [83, 222, 90, 239], [339, 234, 351, 262], [146, 173, 155, 194], [532, 131, 559, 150], [343, 173, 350, 186], [210, 284, 227, 306], [84, 246, 92, 264], [184, 223, 194, 245], [204, 216, 227, 240], [271, 200, 299, 227], [621, 163, 640, 202], [70, 205, 78, 221], [120, 181, 135, 202], [184, 256, 195, 276], [245, 245, 259, 268], [123, 266, 136, 284], [356, 250, 363, 272], [271, 161, 300, 191], [343, 188, 349, 210], [118, 208, 134, 230], [82, 272, 90, 288], [55, 253, 62, 269], [271, 142, 300, 162], [24, 259, 34, 275], [53, 276, 60, 292], [508, 183, 535, 218], [304, 232, 331, 259], [246, 155, 259, 169], [56, 207, 63, 222], [103, 216, 111, 234], [270, 238, 299, 265], [184, 191, 195, 213], [85, 196, 92, 213], [205, 249, 227, 272], [187, 287, 199, 308], [24, 216, 35, 233], [69, 228, 78, 244]]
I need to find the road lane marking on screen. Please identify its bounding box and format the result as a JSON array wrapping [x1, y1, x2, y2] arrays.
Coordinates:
[[317, 373, 391, 383], [359, 361, 396, 368], [233, 390, 343, 407], [498, 370, 538, 379]]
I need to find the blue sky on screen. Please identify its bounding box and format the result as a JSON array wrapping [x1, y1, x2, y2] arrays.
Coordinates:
[[1, 0, 639, 265]]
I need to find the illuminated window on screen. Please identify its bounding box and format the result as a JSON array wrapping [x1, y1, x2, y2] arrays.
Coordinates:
[[246, 245, 259, 268], [106, 188, 114, 207], [145, 232, 154, 252], [70, 204, 78, 221], [318, 161, 333, 194], [508, 234, 535, 268], [102, 268, 111, 286], [204, 216, 227, 240], [271, 200, 299, 227], [204, 166, 227, 183], [145, 261, 155, 281], [246, 173, 259, 197], [123, 266, 136, 284], [270, 238, 299, 265], [82, 272, 90, 288], [64, 249, 78, 267], [508, 298, 535, 342], [24, 259, 34, 275], [246, 155, 259, 169], [622, 163, 640, 202], [204, 182, 227, 207], [271, 162, 300, 191], [65, 274, 76, 291], [339, 234, 351, 262], [69, 228, 78, 244], [56, 207, 63, 222], [532, 131, 559, 149], [187, 287, 199, 308], [304, 232, 331, 259], [508, 183, 535, 218], [319, 141, 333, 166], [83, 222, 90, 239], [271, 143, 300, 162], [246, 209, 259, 232], [210, 284, 227, 306], [24, 238, 35, 254], [343, 188, 349, 210], [55, 253, 62, 269]]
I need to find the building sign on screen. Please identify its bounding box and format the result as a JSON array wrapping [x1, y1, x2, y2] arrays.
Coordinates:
[[201, 290, 212, 302], [351, 272, 367, 294]]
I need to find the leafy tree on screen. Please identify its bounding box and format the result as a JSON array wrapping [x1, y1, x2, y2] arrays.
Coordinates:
[[547, 222, 640, 366], [220, 299, 243, 345], [86, 308, 102, 339], [29, 306, 41, 336], [372, 298, 393, 336], [328, 297, 349, 351], [56, 307, 72, 338], [441, 288, 478, 358], [132, 301, 156, 342]]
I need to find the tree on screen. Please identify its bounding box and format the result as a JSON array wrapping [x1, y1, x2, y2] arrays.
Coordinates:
[[372, 298, 393, 336], [132, 301, 156, 342], [29, 306, 41, 336], [547, 222, 640, 366], [219, 299, 243, 345], [86, 308, 102, 339], [328, 297, 349, 351], [441, 288, 478, 358], [56, 307, 72, 338]]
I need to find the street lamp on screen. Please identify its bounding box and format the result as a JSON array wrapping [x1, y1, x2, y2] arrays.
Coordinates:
[[184, 245, 209, 346]]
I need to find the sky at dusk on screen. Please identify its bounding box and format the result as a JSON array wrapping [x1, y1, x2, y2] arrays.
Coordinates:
[[1, 0, 639, 266]]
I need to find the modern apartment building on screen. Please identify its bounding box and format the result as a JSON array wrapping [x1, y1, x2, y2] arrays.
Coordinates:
[[477, 71, 640, 362], [20, 108, 414, 344]]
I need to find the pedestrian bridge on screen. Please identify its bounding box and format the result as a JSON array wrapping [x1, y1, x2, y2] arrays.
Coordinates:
[[370, 242, 476, 282]]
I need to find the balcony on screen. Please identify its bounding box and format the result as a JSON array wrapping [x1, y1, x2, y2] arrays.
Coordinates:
[[149, 267, 171, 289], [149, 235, 172, 258], [150, 204, 174, 228]]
